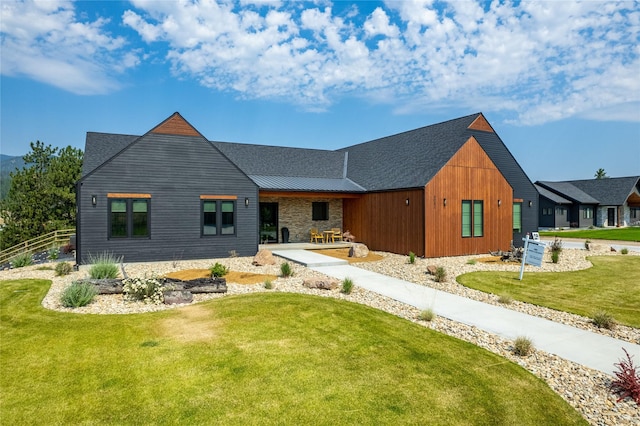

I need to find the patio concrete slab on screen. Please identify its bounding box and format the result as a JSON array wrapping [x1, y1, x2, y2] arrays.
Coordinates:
[[274, 249, 639, 376]]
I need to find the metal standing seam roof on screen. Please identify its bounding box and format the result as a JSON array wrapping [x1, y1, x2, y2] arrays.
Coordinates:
[[534, 184, 572, 204]]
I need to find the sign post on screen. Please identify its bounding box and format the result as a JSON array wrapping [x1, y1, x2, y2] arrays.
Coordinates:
[[519, 235, 545, 280]]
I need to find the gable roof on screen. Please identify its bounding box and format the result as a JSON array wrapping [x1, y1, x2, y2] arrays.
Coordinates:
[[567, 176, 640, 205], [82, 132, 138, 176], [534, 184, 572, 204], [535, 181, 600, 204], [338, 114, 482, 191]]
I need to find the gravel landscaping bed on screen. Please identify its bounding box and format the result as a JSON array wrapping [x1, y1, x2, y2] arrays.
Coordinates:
[[1, 249, 638, 425]]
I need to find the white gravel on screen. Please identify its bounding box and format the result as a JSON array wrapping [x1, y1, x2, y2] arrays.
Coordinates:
[[1, 247, 638, 425]]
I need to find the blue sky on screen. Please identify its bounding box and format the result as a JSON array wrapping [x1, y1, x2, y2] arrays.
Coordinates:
[[1, 0, 639, 183]]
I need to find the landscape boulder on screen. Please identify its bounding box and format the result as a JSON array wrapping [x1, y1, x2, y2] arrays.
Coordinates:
[[426, 265, 438, 276], [302, 278, 339, 290], [349, 243, 369, 258], [253, 249, 276, 266], [163, 290, 194, 305]]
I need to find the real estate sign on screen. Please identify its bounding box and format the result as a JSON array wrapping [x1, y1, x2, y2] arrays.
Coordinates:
[[519, 236, 545, 280]]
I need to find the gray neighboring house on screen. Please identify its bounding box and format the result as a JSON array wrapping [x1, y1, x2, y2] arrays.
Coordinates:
[[535, 176, 640, 229]]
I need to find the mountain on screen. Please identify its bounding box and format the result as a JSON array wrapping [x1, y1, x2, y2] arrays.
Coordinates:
[[1, 154, 26, 200]]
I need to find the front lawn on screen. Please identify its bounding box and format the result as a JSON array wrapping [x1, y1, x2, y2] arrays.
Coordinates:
[[539, 227, 640, 242], [458, 256, 640, 328], [0, 279, 586, 425]]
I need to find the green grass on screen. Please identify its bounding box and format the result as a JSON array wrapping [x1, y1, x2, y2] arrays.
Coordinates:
[[458, 256, 640, 328], [0, 279, 586, 425], [539, 227, 640, 242]]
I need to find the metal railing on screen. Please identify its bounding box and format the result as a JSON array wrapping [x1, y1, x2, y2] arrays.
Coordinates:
[[0, 228, 75, 265]]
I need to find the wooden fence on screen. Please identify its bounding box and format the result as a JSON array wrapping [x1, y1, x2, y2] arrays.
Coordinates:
[[0, 228, 75, 265]]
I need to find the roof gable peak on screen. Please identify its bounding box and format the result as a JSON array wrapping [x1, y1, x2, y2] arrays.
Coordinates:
[[467, 114, 495, 133], [150, 112, 202, 137]]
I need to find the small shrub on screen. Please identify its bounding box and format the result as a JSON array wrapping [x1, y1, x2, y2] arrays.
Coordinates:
[[11, 252, 33, 268], [466, 258, 477, 265], [55, 262, 73, 276], [498, 293, 513, 304], [513, 336, 533, 356], [610, 348, 640, 405], [584, 240, 591, 250], [621, 248, 629, 255], [280, 262, 293, 278], [264, 279, 273, 289], [418, 308, 435, 322], [592, 310, 616, 329], [209, 262, 229, 278], [123, 276, 167, 304], [433, 266, 446, 283], [61, 281, 98, 308], [408, 251, 416, 264], [550, 237, 562, 264], [550, 251, 560, 264], [341, 277, 354, 294], [48, 246, 60, 260], [88, 252, 120, 279]]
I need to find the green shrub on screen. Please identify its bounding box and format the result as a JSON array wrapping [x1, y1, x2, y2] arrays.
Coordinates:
[[48, 246, 60, 260], [513, 336, 533, 356], [88, 252, 120, 279], [433, 267, 446, 283], [341, 277, 354, 294], [498, 293, 513, 304], [123, 277, 167, 304], [592, 310, 616, 329], [55, 262, 73, 276], [280, 262, 293, 278], [61, 281, 98, 308], [11, 252, 33, 268], [550, 251, 560, 264], [264, 279, 273, 289], [466, 258, 477, 265], [418, 308, 435, 322], [209, 262, 229, 278], [621, 248, 629, 255], [408, 252, 416, 264]]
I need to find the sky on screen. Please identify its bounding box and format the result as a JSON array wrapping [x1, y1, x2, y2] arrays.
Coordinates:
[[1, 0, 639, 183]]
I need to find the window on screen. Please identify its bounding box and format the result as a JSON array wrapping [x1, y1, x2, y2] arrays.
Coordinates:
[[513, 202, 522, 233], [462, 200, 484, 238], [109, 198, 150, 238], [312, 202, 329, 221], [201, 198, 236, 236], [632, 208, 639, 219], [542, 207, 552, 216], [583, 207, 593, 219], [557, 207, 566, 215]]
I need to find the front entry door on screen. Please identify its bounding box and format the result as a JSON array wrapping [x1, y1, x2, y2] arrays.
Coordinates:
[[607, 208, 615, 227], [259, 202, 278, 243]]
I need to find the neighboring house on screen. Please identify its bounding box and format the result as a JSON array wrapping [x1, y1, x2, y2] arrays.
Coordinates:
[[76, 112, 538, 263], [535, 176, 640, 229]]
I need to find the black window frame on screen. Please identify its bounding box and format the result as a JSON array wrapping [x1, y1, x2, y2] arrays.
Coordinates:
[[312, 201, 329, 221], [108, 198, 150, 239], [201, 199, 237, 237]]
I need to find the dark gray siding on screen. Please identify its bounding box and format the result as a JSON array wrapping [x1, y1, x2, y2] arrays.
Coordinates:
[[78, 133, 258, 263], [469, 130, 539, 246]]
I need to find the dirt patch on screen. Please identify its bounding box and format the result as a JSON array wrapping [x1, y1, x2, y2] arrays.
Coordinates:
[[159, 304, 219, 343], [311, 248, 384, 263], [164, 269, 277, 285]]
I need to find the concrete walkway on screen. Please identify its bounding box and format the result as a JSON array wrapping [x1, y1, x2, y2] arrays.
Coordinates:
[[273, 249, 639, 376]]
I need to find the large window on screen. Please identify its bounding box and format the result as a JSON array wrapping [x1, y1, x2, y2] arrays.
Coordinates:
[[583, 207, 594, 219], [462, 200, 484, 238], [201, 198, 236, 236], [109, 198, 150, 238], [513, 202, 522, 233], [312, 202, 329, 221]]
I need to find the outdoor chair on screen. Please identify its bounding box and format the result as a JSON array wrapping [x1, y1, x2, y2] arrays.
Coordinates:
[[330, 228, 343, 242], [310, 228, 324, 243]]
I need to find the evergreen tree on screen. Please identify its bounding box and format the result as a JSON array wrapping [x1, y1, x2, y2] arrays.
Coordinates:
[[594, 168, 608, 179]]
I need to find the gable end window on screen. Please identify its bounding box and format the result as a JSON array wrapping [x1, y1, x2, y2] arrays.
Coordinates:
[[201, 196, 236, 236], [108, 197, 150, 238], [312, 202, 329, 221], [462, 200, 484, 238]]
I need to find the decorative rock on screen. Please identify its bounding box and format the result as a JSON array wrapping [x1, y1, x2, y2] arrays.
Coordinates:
[[349, 243, 369, 258], [426, 265, 437, 275], [302, 278, 338, 290], [252, 249, 276, 266], [75, 278, 124, 294], [163, 290, 193, 305], [610, 246, 617, 252]]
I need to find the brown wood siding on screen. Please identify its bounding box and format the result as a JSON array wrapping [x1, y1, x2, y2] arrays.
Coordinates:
[[424, 137, 513, 257], [151, 114, 200, 137], [343, 189, 425, 256], [467, 114, 495, 133]]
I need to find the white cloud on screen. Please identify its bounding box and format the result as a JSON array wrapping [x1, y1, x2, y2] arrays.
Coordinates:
[[1, 0, 139, 95]]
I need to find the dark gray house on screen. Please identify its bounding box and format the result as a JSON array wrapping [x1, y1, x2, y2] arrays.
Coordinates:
[[77, 112, 538, 263], [535, 176, 640, 229]]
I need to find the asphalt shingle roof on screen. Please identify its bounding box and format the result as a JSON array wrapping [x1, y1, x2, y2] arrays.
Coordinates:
[[568, 176, 640, 205], [82, 132, 138, 176], [534, 184, 572, 204], [535, 181, 600, 204]]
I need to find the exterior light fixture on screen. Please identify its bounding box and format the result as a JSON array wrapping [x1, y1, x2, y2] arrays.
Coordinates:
[[91, 195, 97, 207], [498, 199, 501, 207], [245, 197, 249, 207], [405, 198, 410, 206], [529, 200, 533, 208], [443, 198, 447, 207]]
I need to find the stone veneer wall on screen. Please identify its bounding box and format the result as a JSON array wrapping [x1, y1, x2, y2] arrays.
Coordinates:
[[260, 197, 343, 243]]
